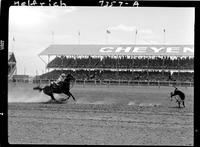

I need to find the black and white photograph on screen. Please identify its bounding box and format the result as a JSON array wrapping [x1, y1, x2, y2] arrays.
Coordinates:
[[7, 3, 194, 145]]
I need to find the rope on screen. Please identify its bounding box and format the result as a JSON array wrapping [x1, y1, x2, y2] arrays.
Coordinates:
[[69, 80, 75, 90]]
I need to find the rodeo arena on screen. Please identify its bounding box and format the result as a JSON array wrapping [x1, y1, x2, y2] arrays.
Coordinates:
[[8, 44, 194, 145]]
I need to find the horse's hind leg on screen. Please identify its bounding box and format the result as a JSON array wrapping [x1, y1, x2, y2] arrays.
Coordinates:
[[43, 87, 56, 101], [49, 94, 56, 101], [178, 102, 181, 108], [182, 100, 185, 107]]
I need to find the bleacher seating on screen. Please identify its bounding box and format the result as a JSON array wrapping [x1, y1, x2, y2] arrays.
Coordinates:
[[39, 69, 193, 82], [40, 55, 193, 82], [46, 56, 194, 70]]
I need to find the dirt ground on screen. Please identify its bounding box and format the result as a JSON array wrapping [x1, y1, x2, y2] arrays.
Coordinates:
[[8, 84, 194, 145]]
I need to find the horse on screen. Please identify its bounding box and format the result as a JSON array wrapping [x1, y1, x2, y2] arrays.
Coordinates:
[[33, 73, 76, 102], [170, 87, 185, 108]]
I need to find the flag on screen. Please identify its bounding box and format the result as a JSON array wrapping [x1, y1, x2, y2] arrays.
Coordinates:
[[106, 29, 111, 34]]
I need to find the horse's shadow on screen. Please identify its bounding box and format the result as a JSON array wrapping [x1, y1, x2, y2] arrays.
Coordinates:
[[41, 98, 68, 104]]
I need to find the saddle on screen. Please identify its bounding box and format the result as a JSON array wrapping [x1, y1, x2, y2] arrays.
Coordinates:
[[50, 82, 63, 91]]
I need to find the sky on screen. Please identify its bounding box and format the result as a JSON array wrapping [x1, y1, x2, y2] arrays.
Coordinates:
[[9, 6, 194, 76]]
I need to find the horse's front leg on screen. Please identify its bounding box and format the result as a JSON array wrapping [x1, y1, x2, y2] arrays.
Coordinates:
[[178, 102, 181, 108], [50, 94, 57, 101], [68, 91, 76, 101], [63, 91, 76, 102]]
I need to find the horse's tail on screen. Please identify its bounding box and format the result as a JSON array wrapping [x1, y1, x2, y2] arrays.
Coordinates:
[[33, 86, 43, 92]]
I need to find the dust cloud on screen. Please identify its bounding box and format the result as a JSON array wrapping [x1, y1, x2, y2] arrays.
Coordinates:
[[8, 83, 50, 103]]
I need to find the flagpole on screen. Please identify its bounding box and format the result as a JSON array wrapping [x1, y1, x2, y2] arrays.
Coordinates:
[[12, 37, 15, 52], [106, 28, 110, 44], [24, 67, 26, 75], [105, 29, 108, 44], [78, 30, 80, 44], [135, 29, 137, 45], [163, 29, 166, 44], [106, 32, 108, 44], [52, 31, 54, 44]]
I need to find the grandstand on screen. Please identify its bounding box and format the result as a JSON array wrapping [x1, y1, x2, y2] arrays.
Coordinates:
[[37, 44, 194, 85], [8, 52, 17, 80]]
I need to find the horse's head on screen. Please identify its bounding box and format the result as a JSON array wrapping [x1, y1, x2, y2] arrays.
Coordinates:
[[65, 73, 75, 81], [173, 86, 178, 91]]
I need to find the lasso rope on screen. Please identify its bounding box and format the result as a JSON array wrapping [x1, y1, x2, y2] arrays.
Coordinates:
[[69, 80, 75, 90]]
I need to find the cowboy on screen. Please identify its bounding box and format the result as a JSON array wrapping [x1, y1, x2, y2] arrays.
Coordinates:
[[50, 73, 66, 89], [170, 87, 185, 108]]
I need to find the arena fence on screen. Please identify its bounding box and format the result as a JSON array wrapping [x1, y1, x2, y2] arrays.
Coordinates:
[[10, 78, 194, 87]]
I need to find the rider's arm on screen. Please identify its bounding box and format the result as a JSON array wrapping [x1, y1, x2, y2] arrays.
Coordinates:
[[55, 76, 61, 83], [56, 76, 65, 84]]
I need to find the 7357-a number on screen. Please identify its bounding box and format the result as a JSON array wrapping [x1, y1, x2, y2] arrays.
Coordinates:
[[99, 1, 139, 7]]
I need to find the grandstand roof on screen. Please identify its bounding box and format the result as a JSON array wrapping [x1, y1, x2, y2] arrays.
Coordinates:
[[39, 44, 194, 57]]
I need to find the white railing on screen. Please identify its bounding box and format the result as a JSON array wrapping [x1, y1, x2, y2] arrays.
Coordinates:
[[30, 79, 193, 87]]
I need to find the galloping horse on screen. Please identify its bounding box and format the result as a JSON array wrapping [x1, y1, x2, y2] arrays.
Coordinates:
[[170, 87, 185, 108], [33, 73, 76, 102]]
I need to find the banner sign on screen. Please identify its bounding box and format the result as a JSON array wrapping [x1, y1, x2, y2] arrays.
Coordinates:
[[40, 45, 194, 56], [99, 46, 194, 55]]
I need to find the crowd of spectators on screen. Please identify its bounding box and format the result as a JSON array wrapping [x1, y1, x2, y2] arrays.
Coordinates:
[[43, 56, 193, 82], [47, 56, 194, 70], [39, 69, 193, 82]]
